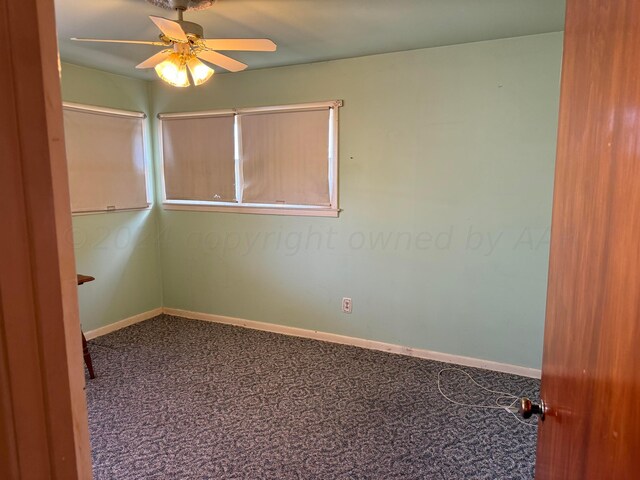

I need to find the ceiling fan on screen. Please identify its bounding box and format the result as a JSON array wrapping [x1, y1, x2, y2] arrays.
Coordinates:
[[71, 0, 276, 87]]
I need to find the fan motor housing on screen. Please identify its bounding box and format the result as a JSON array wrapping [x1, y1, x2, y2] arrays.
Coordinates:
[[146, 0, 217, 12], [177, 20, 204, 38]]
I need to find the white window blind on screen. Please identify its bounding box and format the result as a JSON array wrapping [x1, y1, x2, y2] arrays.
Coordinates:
[[239, 108, 331, 206], [63, 106, 148, 213], [158, 101, 341, 216], [161, 115, 236, 202]]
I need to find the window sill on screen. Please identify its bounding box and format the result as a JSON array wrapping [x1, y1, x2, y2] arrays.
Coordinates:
[[71, 205, 152, 216], [162, 202, 340, 217]]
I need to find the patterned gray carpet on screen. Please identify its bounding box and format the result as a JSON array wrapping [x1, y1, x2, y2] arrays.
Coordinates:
[[86, 315, 539, 479]]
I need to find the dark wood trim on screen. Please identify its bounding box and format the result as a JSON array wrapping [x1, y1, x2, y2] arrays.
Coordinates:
[[0, 0, 92, 477]]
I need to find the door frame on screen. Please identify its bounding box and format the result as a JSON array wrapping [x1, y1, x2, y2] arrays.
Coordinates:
[[0, 0, 92, 477]]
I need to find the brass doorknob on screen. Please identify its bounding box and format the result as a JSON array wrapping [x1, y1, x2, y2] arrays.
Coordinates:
[[519, 397, 546, 420]]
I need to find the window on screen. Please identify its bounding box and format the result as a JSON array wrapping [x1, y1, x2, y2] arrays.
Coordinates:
[[159, 101, 341, 216], [63, 103, 149, 213], [162, 114, 236, 202]]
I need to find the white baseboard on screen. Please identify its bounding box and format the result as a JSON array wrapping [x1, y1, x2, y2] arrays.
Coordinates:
[[163, 307, 541, 379], [83, 307, 163, 340]]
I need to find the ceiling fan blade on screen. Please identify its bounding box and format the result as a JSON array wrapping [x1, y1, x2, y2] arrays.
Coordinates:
[[71, 38, 167, 46], [197, 50, 247, 72], [149, 16, 188, 43], [136, 50, 173, 69], [201, 39, 277, 52]]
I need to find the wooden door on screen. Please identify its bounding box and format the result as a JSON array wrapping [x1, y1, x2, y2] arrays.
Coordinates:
[[536, 1, 640, 478], [0, 0, 92, 478]]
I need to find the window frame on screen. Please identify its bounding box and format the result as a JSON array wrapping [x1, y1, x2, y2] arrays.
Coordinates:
[[63, 102, 152, 216], [158, 100, 342, 217]]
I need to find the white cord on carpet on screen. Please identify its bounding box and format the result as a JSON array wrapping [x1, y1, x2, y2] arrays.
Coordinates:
[[437, 367, 537, 428]]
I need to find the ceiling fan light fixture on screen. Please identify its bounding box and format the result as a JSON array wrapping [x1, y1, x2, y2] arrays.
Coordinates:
[[155, 53, 190, 87], [187, 55, 214, 85], [71, 2, 276, 84]]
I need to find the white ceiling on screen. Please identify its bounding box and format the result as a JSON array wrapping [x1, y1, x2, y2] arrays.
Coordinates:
[[55, 0, 565, 80]]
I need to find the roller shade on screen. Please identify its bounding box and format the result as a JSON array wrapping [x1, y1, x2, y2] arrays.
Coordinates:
[[161, 115, 236, 202], [239, 109, 330, 206], [63, 108, 148, 212]]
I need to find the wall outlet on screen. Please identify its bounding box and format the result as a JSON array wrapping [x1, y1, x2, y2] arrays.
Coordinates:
[[342, 297, 352, 314]]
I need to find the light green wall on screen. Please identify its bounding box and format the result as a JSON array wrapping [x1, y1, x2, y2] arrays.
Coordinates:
[[61, 63, 163, 331], [61, 33, 562, 367], [149, 32, 563, 369]]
